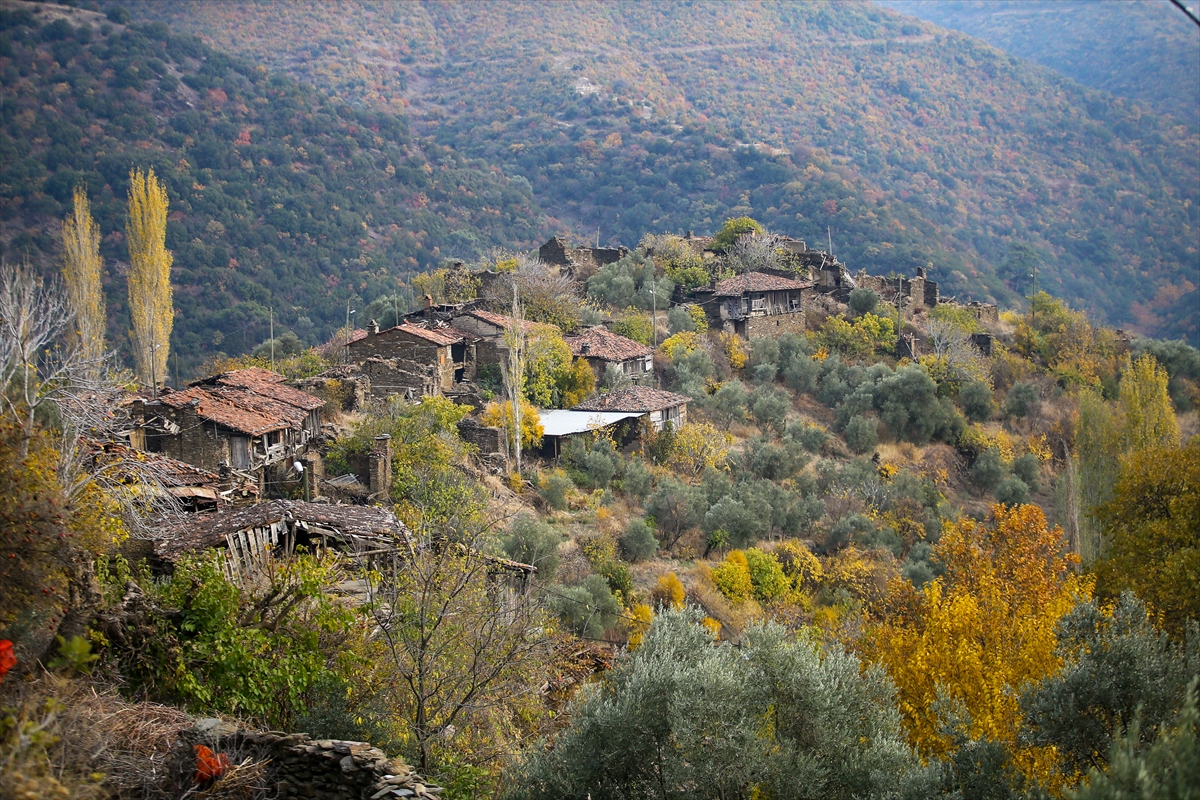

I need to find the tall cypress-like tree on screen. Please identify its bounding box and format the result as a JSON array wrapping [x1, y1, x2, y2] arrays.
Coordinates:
[[1118, 353, 1179, 452], [61, 185, 106, 369], [125, 168, 173, 391]]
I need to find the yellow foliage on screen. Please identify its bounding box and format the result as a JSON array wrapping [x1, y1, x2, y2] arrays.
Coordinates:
[[652, 571, 686, 610], [865, 504, 1091, 787], [701, 616, 722, 639], [712, 550, 754, 604], [61, 185, 106, 365], [659, 330, 701, 361], [627, 603, 654, 649], [126, 168, 174, 389], [1119, 354, 1179, 451], [821, 546, 883, 605], [812, 346, 829, 362], [1026, 433, 1053, 462], [686, 304, 709, 331], [481, 399, 544, 452], [774, 540, 823, 590], [666, 422, 732, 478], [719, 331, 747, 369], [959, 423, 1017, 464]]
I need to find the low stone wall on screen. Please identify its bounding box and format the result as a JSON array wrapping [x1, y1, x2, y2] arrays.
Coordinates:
[[187, 723, 442, 800]]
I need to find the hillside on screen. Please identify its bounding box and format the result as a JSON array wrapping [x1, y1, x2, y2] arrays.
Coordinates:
[[0, 1, 544, 374], [880, 0, 1200, 130], [121, 0, 1199, 345]]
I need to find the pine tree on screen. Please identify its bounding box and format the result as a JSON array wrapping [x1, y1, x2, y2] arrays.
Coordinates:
[[60, 185, 106, 369], [125, 168, 173, 391]]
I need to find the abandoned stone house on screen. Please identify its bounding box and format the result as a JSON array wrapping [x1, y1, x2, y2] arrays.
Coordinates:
[[710, 271, 811, 338], [128, 368, 324, 486], [346, 319, 479, 400], [538, 235, 630, 281], [854, 266, 941, 316], [565, 327, 654, 383], [572, 385, 690, 432], [83, 438, 228, 512]]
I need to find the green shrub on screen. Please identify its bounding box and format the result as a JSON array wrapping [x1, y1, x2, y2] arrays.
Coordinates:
[[551, 575, 622, 640], [958, 381, 996, 422], [667, 305, 696, 334], [1004, 382, 1040, 418], [506, 513, 563, 581], [620, 457, 653, 501], [844, 415, 879, 454], [848, 287, 879, 317], [621, 519, 659, 563], [1011, 453, 1040, 491], [749, 384, 791, 436], [542, 473, 571, 511], [994, 475, 1030, 506], [970, 447, 1007, 492]]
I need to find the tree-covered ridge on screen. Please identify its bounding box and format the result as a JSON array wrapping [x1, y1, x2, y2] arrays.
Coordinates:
[[125, 0, 1199, 345], [880, 0, 1200, 130], [0, 3, 543, 374]]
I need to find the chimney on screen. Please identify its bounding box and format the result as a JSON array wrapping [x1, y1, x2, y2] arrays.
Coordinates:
[[424, 293, 434, 326], [581, 342, 591, 355], [916, 266, 927, 279], [369, 434, 392, 498], [369, 319, 380, 335]]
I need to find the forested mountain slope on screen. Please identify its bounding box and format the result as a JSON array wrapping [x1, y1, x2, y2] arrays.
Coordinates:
[[0, 2, 543, 373], [880, 0, 1200, 130], [123, 0, 1199, 345]]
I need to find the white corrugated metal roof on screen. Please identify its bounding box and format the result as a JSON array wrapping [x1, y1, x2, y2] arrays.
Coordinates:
[[538, 409, 643, 437]]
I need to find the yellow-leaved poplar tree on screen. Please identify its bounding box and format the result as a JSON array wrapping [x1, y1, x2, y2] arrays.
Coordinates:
[[60, 185, 106, 367], [126, 168, 173, 390], [865, 504, 1091, 787], [1118, 353, 1178, 452]]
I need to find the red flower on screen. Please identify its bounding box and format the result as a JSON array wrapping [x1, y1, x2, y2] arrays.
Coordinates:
[[0, 640, 16, 683], [193, 744, 231, 782]]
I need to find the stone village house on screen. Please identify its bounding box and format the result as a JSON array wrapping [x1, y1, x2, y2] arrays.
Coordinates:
[[710, 271, 811, 338], [571, 385, 690, 432], [128, 368, 324, 494], [564, 327, 654, 384]]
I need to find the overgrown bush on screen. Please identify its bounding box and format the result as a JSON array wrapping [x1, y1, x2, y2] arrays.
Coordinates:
[[551, 575, 622, 640], [958, 380, 996, 422], [620, 519, 658, 563], [849, 286, 880, 316], [1005, 381, 1040, 418], [970, 447, 1007, 492], [845, 414, 879, 454], [505, 513, 563, 581]]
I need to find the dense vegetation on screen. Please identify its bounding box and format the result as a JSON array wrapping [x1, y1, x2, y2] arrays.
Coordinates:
[[125, 0, 1199, 344], [0, 3, 542, 374], [883, 0, 1200, 130]]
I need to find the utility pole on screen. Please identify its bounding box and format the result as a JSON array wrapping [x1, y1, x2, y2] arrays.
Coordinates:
[[269, 306, 274, 372], [651, 283, 657, 348]]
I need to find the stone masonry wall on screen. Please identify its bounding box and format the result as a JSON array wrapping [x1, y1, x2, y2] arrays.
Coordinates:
[[183, 723, 443, 800], [743, 310, 807, 339]]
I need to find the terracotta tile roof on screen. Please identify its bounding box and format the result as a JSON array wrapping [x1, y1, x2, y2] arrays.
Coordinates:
[[159, 387, 292, 436], [463, 309, 555, 335], [566, 328, 653, 362], [203, 369, 326, 411], [572, 385, 690, 413], [154, 500, 413, 562], [713, 272, 811, 296], [387, 322, 465, 346]]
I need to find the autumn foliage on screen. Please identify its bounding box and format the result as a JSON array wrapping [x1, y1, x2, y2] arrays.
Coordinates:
[[865, 504, 1092, 784]]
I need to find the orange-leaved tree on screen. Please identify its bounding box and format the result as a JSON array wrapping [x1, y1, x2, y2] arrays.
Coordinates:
[[864, 503, 1092, 786]]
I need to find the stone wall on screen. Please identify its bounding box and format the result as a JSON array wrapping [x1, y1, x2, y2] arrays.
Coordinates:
[[361, 358, 440, 400], [738, 310, 807, 339], [458, 417, 504, 456], [183, 722, 442, 800]]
